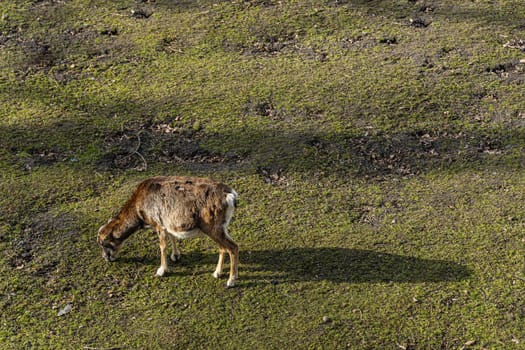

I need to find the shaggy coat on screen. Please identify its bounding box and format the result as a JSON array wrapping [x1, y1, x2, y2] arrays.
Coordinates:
[[97, 176, 239, 287]]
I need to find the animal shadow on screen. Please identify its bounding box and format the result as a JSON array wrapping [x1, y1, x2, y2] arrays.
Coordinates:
[[241, 247, 470, 285], [116, 247, 470, 285]]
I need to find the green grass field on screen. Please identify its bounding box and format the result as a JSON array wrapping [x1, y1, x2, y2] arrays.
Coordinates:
[[1, 0, 525, 348]]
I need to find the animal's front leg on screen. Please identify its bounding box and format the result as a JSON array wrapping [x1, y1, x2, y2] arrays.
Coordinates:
[[213, 248, 225, 279], [156, 228, 168, 277], [168, 235, 181, 262]]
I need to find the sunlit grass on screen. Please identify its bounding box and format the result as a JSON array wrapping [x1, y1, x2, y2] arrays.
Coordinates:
[[1, 0, 525, 348]]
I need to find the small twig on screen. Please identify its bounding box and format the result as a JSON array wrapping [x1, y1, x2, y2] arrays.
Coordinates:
[[134, 150, 148, 171], [116, 131, 148, 171], [131, 130, 144, 154]]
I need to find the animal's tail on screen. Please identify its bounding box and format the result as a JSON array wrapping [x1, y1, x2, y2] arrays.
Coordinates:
[[226, 189, 238, 208]]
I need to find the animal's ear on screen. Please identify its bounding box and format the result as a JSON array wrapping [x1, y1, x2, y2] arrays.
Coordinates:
[[98, 225, 105, 234], [98, 217, 114, 234]]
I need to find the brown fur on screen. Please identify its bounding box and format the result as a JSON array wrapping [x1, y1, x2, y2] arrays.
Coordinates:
[[97, 176, 239, 287]]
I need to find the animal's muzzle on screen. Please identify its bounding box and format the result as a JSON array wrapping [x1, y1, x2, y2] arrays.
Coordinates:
[[102, 247, 116, 262]]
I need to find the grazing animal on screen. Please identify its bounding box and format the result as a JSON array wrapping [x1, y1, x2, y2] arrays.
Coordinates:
[[97, 176, 239, 287]]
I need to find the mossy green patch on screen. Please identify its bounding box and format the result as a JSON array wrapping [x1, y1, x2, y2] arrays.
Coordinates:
[[1, 0, 525, 348]]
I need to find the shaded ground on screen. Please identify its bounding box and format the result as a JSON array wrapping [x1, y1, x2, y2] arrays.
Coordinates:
[[1, 0, 525, 349], [125, 247, 471, 285]]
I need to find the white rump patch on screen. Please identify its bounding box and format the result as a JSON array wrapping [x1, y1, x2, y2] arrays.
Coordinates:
[[224, 190, 237, 229]]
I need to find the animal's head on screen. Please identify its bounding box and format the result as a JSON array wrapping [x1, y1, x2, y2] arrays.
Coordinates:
[[97, 218, 124, 262]]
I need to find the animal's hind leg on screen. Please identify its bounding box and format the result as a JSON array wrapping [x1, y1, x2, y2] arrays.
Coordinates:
[[168, 235, 181, 262], [224, 230, 239, 288], [211, 227, 239, 287]]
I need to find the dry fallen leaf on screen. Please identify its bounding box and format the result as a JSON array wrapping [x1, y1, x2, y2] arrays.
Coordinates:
[[464, 340, 476, 347]]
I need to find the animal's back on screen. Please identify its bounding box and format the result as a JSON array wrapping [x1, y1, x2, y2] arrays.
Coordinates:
[[137, 176, 235, 233]]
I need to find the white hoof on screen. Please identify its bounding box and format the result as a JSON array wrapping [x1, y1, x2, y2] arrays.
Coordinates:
[[226, 279, 236, 288], [213, 271, 222, 279], [156, 267, 166, 277], [170, 253, 181, 262]]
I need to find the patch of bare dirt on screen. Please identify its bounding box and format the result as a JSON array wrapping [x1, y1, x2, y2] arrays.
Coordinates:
[[485, 60, 525, 84], [246, 32, 300, 56], [339, 34, 376, 51], [5, 211, 77, 271], [504, 38, 525, 51], [349, 130, 510, 178], [156, 37, 187, 54], [409, 17, 432, 28], [98, 119, 243, 171], [130, 8, 153, 19], [220, 24, 329, 61], [257, 166, 289, 187], [299, 129, 512, 180], [17, 146, 75, 171], [240, 0, 279, 7], [2, 4, 128, 79], [243, 98, 282, 119]]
